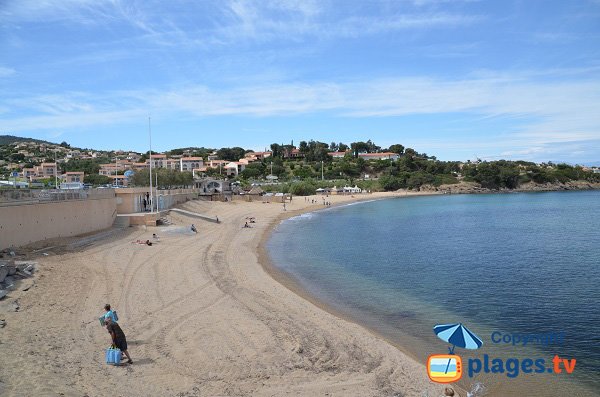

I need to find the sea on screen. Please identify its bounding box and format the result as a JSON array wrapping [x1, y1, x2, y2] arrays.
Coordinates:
[[266, 191, 600, 396]]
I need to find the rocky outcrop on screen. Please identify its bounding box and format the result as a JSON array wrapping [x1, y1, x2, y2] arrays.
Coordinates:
[[0, 260, 36, 300], [419, 181, 600, 194]]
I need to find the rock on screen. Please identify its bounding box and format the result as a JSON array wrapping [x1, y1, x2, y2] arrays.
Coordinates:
[[0, 319, 5, 328], [3, 276, 15, 290], [7, 265, 16, 276], [0, 266, 8, 283], [0, 290, 7, 300], [22, 280, 34, 291], [293, 343, 303, 354]]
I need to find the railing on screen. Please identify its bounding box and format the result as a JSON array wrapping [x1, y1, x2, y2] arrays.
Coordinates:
[[0, 188, 116, 206]]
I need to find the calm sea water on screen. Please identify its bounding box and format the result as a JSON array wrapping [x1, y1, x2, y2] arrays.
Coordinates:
[[267, 191, 600, 396]]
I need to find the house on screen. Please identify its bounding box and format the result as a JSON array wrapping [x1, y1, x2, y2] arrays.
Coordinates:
[[34, 163, 58, 178], [283, 147, 304, 159], [108, 175, 128, 187], [224, 161, 246, 177], [358, 152, 399, 161], [245, 151, 272, 160], [61, 172, 85, 183], [131, 162, 149, 171], [328, 151, 350, 158], [21, 168, 36, 179], [147, 154, 167, 168], [179, 157, 204, 172]]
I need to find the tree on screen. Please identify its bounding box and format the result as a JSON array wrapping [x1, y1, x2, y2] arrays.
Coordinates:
[[388, 144, 405, 155], [270, 143, 282, 158], [350, 141, 370, 157], [404, 148, 417, 157], [217, 147, 246, 161], [299, 141, 309, 154], [338, 142, 349, 152], [84, 174, 111, 186]]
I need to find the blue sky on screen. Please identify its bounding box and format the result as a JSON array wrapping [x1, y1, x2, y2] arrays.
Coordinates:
[[1, 0, 599, 163]]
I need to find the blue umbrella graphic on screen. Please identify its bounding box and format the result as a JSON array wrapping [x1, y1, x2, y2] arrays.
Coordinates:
[[434, 323, 483, 374]]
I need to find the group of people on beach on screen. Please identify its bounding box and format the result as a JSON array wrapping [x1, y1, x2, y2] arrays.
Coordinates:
[[101, 304, 132, 365], [243, 217, 256, 228]]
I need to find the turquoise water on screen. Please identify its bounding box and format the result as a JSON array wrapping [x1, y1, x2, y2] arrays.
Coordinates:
[[267, 191, 600, 395]]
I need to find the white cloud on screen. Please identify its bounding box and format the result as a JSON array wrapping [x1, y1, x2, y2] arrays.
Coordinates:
[[0, 66, 15, 77], [2, 74, 599, 151]]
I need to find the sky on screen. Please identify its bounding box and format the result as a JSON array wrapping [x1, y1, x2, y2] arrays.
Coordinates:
[[1, 0, 599, 163]]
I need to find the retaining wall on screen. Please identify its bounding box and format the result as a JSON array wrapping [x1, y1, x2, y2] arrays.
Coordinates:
[[0, 197, 116, 249]]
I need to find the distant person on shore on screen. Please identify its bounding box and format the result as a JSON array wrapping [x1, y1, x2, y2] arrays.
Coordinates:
[[152, 233, 159, 240], [145, 240, 152, 246], [191, 224, 197, 233], [142, 198, 147, 211], [243, 222, 250, 228], [104, 316, 133, 364]]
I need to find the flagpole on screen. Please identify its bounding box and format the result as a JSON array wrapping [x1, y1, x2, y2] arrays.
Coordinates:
[[148, 116, 154, 213]]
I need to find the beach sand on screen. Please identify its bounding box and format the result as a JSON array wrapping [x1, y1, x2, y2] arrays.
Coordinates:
[[0, 191, 446, 397]]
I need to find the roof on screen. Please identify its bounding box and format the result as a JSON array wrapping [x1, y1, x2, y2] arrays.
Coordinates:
[[248, 186, 264, 195], [180, 157, 203, 161], [359, 152, 397, 157]]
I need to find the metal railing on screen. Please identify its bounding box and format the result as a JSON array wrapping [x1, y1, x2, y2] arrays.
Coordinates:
[[0, 188, 116, 206]]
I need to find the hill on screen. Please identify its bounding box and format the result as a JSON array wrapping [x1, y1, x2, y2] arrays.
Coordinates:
[[0, 135, 57, 146]]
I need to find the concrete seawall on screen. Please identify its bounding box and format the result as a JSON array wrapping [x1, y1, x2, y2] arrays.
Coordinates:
[[0, 197, 117, 249]]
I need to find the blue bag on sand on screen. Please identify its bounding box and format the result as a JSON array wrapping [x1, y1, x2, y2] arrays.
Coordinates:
[[105, 347, 122, 365]]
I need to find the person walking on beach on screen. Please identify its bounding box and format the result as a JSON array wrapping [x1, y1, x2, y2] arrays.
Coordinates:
[[105, 316, 133, 364], [191, 224, 197, 233], [103, 304, 118, 324]]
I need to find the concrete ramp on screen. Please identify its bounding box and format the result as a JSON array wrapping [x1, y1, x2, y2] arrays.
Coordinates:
[[169, 208, 220, 223]]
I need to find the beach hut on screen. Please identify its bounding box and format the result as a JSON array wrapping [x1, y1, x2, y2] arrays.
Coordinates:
[[248, 186, 264, 196], [245, 186, 264, 201]]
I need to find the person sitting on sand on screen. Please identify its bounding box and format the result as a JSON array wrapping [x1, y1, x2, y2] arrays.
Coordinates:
[[104, 316, 133, 364], [152, 233, 159, 240], [191, 224, 197, 233], [243, 222, 251, 228], [145, 240, 152, 246], [441, 387, 456, 397]]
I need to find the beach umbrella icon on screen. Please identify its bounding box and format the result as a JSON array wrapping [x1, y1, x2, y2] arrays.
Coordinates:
[[433, 323, 483, 375], [434, 323, 483, 354]]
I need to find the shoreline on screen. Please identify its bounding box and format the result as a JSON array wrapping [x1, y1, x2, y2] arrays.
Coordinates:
[[257, 191, 436, 365], [257, 190, 598, 397]]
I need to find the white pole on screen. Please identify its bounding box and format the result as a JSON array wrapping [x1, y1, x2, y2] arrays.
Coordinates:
[[321, 160, 324, 181], [54, 150, 58, 189], [148, 116, 154, 213], [115, 156, 118, 187]]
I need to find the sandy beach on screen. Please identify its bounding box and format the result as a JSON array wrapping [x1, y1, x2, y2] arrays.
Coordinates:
[[0, 191, 446, 397]]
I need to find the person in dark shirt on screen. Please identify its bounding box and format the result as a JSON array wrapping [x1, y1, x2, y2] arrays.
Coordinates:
[[105, 316, 133, 364]]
